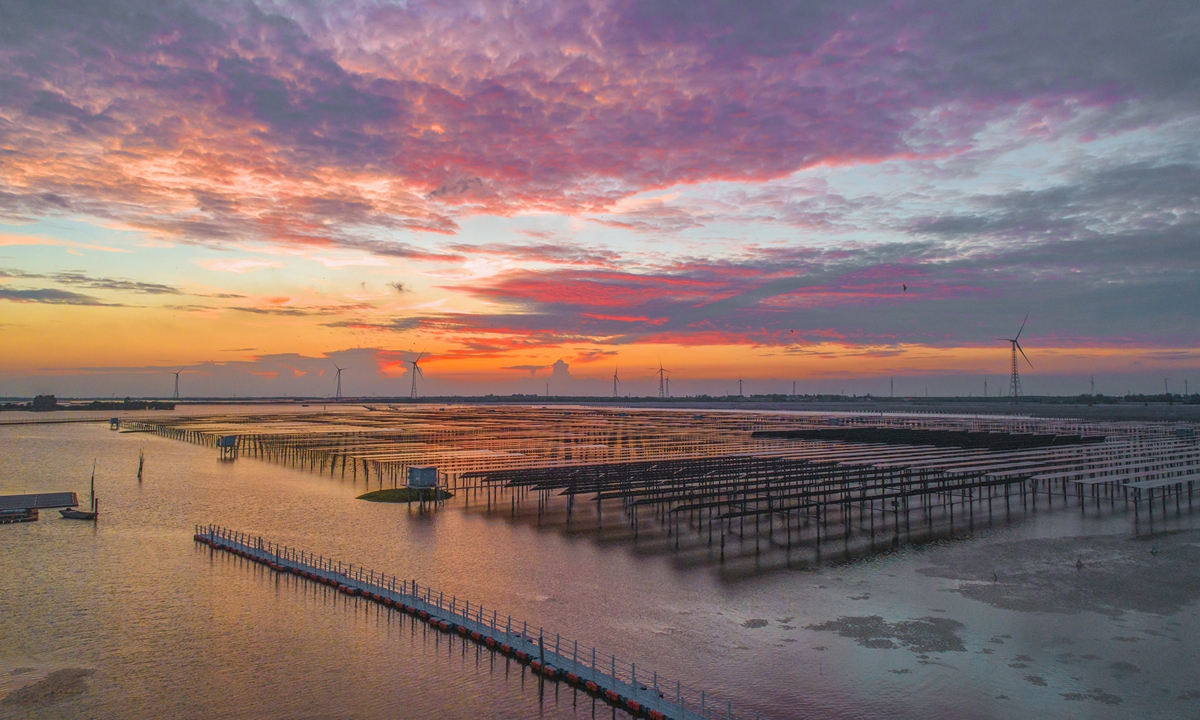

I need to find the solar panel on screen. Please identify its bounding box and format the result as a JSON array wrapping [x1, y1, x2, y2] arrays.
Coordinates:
[[0, 492, 80, 510]]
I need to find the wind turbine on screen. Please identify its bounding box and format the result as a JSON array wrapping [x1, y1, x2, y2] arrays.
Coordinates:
[[665, 370, 674, 398], [651, 360, 668, 398], [738, 376, 744, 397], [407, 352, 425, 399], [171, 369, 185, 399], [332, 362, 347, 399], [1161, 373, 1169, 397], [1002, 315, 1032, 399], [612, 366, 621, 398]]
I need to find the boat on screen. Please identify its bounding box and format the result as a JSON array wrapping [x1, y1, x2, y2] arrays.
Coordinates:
[[59, 504, 97, 520], [61, 461, 99, 520]]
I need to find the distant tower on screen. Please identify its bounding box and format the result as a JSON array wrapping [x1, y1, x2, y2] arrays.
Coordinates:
[[1090, 374, 1094, 396], [407, 352, 426, 399], [983, 377, 988, 397], [332, 363, 346, 399], [172, 369, 183, 399], [1008, 346, 1021, 398], [793, 380, 796, 396], [890, 376, 894, 397], [1003, 316, 1032, 399], [738, 377, 744, 397]]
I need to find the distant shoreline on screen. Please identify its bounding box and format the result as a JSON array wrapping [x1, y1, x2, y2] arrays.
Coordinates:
[[1, 396, 1198, 423]]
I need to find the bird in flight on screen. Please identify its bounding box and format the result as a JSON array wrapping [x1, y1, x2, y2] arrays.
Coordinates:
[[902, 284, 907, 292]]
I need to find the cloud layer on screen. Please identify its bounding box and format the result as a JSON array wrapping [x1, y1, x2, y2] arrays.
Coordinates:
[[4, 1, 1197, 245], [1, 0, 1198, 389]]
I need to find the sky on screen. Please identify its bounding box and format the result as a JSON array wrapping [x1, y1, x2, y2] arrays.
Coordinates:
[[1, 0, 1198, 398]]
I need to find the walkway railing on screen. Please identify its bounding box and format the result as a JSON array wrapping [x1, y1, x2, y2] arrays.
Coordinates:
[[195, 524, 764, 720]]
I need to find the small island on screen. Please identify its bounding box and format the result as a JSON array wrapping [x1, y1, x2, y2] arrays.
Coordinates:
[[356, 488, 454, 503]]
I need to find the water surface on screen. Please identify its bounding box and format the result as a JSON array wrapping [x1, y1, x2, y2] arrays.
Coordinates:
[[3, 417, 1199, 719]]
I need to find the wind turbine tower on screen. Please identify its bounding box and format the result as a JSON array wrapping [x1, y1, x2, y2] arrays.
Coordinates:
[[613, 367, 621, 398], [407, 352, 426, 400], [738, 376, 744, 397], [332, 362, 347, 399], [1003, 315, 1032, 399], [653, 361, 667, 398], [172, 369, 184, 400]]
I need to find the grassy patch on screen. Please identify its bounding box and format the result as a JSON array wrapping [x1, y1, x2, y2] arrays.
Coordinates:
[[357, 488, 454, 503]]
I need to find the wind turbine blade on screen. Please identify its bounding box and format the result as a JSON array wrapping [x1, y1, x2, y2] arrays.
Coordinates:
[[1016, 341, 1032, 369], [1015, 314, 1028, 341]]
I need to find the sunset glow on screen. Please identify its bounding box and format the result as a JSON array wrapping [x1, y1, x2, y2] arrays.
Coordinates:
[[2, 0, 1197, 397]]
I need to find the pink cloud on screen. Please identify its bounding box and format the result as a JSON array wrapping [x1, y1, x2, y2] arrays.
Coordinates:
[[2, 0, 1159, 255]]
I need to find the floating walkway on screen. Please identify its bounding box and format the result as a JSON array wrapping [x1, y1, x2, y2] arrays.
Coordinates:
[[0, 492, 80, 523], [195, 524, 762, 720]]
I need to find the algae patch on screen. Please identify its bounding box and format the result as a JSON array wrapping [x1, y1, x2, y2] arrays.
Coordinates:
[[916, 530, 1200, 616], [806, 615, 966, 653], [357, 488, 454, 503], [2, 668, 94, 707]]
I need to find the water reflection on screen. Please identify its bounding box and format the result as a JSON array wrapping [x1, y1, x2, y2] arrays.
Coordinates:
[[2, 420, 1199, 720]]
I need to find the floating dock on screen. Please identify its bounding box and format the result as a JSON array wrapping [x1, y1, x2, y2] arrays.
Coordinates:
[[195, 524, 759, 720], [0, 492, 79, 523]]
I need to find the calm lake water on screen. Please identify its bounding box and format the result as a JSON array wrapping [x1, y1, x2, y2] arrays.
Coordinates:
[[3, 411, 1199, 719]]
